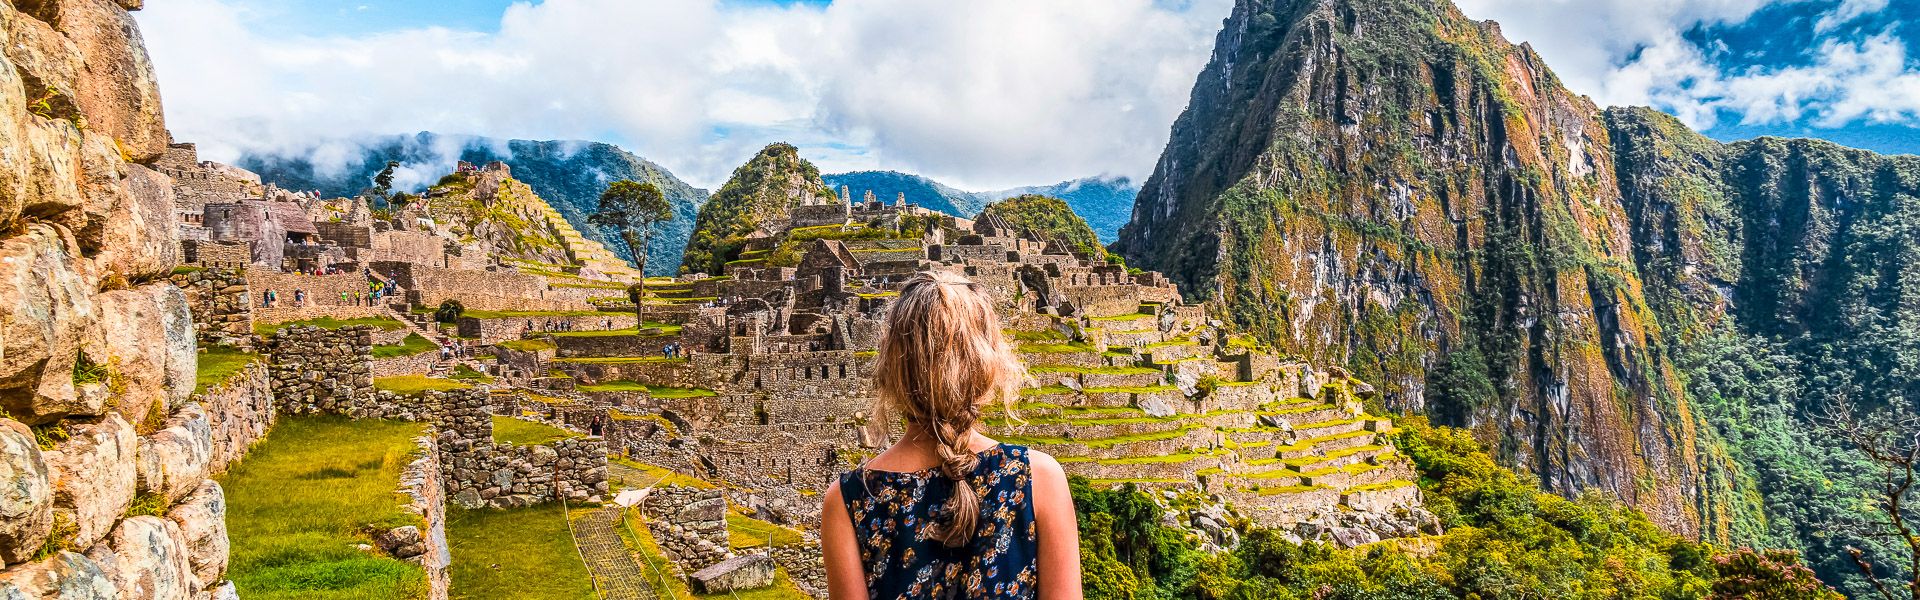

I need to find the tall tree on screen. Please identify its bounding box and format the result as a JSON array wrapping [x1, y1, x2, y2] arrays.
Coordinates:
[[590, 180, 674, 318]]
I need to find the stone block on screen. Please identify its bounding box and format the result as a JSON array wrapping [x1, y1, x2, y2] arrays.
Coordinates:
[[164, 480, 227, 589], [43, 413, 136, 549], [0, 226, 101, 423], [0, 550, 117, 599], [135, 403, 213, 502], [0, 419, 53, 564], [689, 553, 775, 594], [86, 515, 194, 600]]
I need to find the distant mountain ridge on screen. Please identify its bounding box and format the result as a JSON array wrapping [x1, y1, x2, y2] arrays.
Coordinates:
[[237, 132, 707, 276], [821, 171, 1138, 243]]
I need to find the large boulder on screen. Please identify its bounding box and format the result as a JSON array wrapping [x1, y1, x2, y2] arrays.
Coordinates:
[[0, 226, 103, 424], [0, 419, 53, 565], [41, 414, 135, 549], [689, 553, 775, 594], [163, 480, 227, 589], [0, 550, 117, 599], [95, 285, 194, 426], [77, 145, 177, 280], [17, 0, 167, 161], [85, 515, 194, 600], [134, 403, 212, 503]]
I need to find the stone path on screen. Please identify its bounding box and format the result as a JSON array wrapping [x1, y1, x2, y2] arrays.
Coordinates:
[[568, 506, 659, 600]]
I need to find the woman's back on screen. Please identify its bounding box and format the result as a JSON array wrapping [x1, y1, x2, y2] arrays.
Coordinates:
[[837, 443, 1038, 599]]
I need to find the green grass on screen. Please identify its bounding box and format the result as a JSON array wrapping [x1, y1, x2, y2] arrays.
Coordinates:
[[550, 356, 688, 365], [1027, 365, 1160, 376], [449, 364, 494, 383], [254, 316, 407, 336], [609, 457, 715, 490], [575, 381, 716, 397], [195, 346, 260, 395], [550, 322, 682, 338], [371, 333, 437, 359], [221, 416, 430, 600], [497, 338, 556, 352], [726, 513, 805, 549], [447, 504, 595, 600], [372, 375, 471, 396], [1018, 342, 1097, 354], [460, 309, 613, 319], [491, 416, 580, 446]]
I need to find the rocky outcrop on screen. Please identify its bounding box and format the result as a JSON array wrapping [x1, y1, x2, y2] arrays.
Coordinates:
[[689, 553, 775, 594], [0, 0, 242, 595], [1114, 0, 1712, 536]]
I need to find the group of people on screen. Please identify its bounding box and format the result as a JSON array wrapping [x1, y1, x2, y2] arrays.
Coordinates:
[[660, 342, 686, 359], [438, 338, 474, 361]]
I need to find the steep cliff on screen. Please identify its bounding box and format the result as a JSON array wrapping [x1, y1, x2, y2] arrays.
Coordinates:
[[1114, 0, 1711, 535], [240, 133, 708, 276], [680, 143, 837, 275]]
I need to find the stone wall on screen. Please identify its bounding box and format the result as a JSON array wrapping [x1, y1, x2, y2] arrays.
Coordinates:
[[179, 239, 250, 268], [248, 271, 371, 309], [459, 313, 636, 345], [642, 486, 731, 570], [170, 266, 253, 349], [371, 350, 440, 379], [371, 230, 446, 266], [198, 360, 276, 474], [374, 261, 587, 312], [435, 390, 608, 508], [266, 325, 375, 414], [769, 542, 826, 598], [255, 304, 391, 329], [383, 433, 451, 600]]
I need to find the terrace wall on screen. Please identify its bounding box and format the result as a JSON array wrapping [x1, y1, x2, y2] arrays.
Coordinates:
[[266, 325, 375, 414], [170, 266, 253, 348], [643, 486, 731, 570]]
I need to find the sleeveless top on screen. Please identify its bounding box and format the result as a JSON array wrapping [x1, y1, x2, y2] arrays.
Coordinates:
[[836, 443, 1039, 599]]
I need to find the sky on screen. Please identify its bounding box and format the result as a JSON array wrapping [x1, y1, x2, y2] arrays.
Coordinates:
[[133, 0, 1920, 191]]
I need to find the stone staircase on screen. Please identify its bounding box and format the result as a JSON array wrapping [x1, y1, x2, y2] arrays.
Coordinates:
[[535, 203, 644, 280]]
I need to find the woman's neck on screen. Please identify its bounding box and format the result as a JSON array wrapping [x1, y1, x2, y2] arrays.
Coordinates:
[[898, 423, 995, 453]]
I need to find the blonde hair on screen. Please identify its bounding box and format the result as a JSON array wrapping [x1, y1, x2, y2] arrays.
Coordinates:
[[870, 270, 1025, 547]]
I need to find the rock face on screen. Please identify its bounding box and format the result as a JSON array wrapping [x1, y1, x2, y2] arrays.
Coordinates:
[[0, 0, 242, 595], [680, 143, 839, 275], [1116, 0, 1718, 535], [689, 553, 775, 594]]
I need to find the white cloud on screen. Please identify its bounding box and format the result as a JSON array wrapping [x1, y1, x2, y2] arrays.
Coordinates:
[[135, 0, 1229, 190], [1455, 0, 1917, 133]]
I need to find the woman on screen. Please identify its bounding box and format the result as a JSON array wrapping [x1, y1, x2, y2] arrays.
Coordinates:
[[822, 271, 1082, 599]]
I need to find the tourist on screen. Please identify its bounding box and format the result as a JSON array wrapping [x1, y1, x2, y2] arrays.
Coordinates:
[[589, 415, 603, 437], [820, 271, 1081, 598], [293, 289, 305, 306]]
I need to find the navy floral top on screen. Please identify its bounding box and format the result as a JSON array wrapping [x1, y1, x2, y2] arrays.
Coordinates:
[[837, 443, 1039, 599]]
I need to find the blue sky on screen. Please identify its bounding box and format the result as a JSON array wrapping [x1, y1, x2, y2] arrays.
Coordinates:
[[134, 0, 1920, 191]]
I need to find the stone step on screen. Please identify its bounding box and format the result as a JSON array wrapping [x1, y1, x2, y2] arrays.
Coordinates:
[[1275, 429, 1383, 460], [1299, 459, 1412, 489]]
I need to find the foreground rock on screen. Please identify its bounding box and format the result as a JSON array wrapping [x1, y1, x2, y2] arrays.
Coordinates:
[[690, 553, 775, 594]]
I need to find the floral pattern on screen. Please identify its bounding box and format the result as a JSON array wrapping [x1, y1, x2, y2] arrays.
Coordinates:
[[837, 444, 1039, 600]]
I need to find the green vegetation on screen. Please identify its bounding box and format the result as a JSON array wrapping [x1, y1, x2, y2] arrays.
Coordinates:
[[551, 356, 688, 365], [461, 309, 616, 319], [618, 507, 810, 600], [610, 457, 715, 489], [194, 345, 260, 395], [681, 142, 837, 275], [446, 504, 595, 600], [979, 194, 1106, 259], [726, 512, 805, 549], [589, 179, 676, 275], [371, 333, 437, 359], [254, 316, 407, 336], [550, 322, 682, 337], [491, 415, 580, 446], [1070, 417, 1842, 599], [372, 375, 471, 395], [221, 416, 430, 599], [496, 338, 556, 352], [575, 381, 717, 397]]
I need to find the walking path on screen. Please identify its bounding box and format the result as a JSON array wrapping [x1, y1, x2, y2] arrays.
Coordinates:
[[568, 506, 658, 600]]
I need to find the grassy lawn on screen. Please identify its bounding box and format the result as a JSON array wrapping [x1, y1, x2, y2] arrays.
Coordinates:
[[726, 512, 805, 549], [551, 356, 688, 365], [255, 316, 407, 336], [195, 346, 261, 395], [618, 508, 809, 600], [446, 504, 594, 600], [450, 364, 494, 384], [372, 333, 437, 359], [221, 416, 430, 600], [550, 322, 683, 338], [460, 309, 612, 319], [575, 381, 715, 398], [491, 416, 580, 446], [496, 339, 556, 352], [373, 375, 472, 395], [609, 457, 714, 490]]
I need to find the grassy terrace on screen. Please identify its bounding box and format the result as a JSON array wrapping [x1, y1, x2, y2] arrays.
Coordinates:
[[254, 316, 407, 336], [609, 457, 715, 490], [447, 504, 594, 600], [371, 333, 436, 359], [496, 338, 556, 352], [460, 309, 616, 319], [195, 345, 260, 395], [550, 356, 688, 365], [996, 426, 1194, 449], [550, 322, 682, 337], [727, 512, 805, 549], [1018, 341, 1097, 354], [575, 381, 716, 397], [372, 375, 472, 395], [1026, 365, 1160, 376], [491, 415, 581, 446], [222, 416, 429, 599]]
